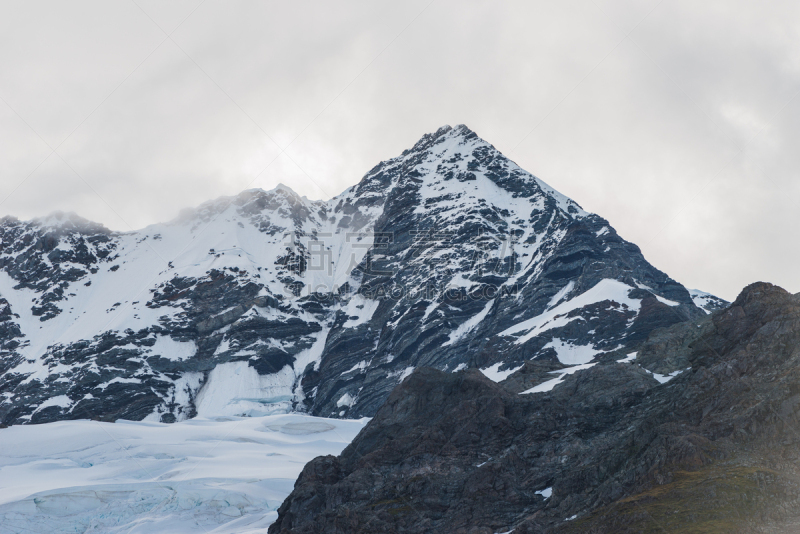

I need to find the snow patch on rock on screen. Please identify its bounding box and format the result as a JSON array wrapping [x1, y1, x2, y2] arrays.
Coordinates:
[[500, 279, 642, 345], [480, 362, 524, 383], [520, 363, 597, 394]]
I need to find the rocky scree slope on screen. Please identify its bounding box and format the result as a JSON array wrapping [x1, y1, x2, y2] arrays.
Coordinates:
[[270, 282, 800, 534], [0, 125, 712, 425]]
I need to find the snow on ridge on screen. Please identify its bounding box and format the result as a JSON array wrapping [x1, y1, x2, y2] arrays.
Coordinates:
[[547, 281, 575, 309], [445, 299, 494, 347], [635, 281, 681, 307], [434, 124, 587, 218], [95, 377, 142, 391], [520, 362, 597, 394], [31, 395, 72, 415], [148, 336, 197, 361], [689, 288, 729, 314], [480, 362, 523, 383], [654, 295, 680, 307], [343, 360, 369, 375], [366, 124, 589, 227], [648, 368, 687, 384], [500, 279, 642, 345], [542, 338, 599, 365], [389, 366, 415, 383]]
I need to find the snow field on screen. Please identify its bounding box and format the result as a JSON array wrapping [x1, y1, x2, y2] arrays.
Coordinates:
[[0, 414, 368, 533]]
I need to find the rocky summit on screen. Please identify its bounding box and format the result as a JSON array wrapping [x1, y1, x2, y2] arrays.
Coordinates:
[[0, 125, 718, 426], [270, 282, 800, 534]]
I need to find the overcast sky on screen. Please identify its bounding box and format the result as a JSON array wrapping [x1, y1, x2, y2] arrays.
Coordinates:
[[1, 0, 799, 301]]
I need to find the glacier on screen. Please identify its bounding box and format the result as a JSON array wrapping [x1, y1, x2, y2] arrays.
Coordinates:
[[0, 414, 367, 533]]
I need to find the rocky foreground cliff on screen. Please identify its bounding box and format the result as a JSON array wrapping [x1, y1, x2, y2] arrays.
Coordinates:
[[270, 282, 800, 533], [0, 125, 719, 425]]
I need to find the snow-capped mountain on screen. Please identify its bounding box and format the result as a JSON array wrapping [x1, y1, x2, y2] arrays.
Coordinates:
[[0, 125, 711, 425]]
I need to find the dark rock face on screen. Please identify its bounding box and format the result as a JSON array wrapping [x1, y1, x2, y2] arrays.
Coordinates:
[[270, 282, 800, 533], [0, 125, 712, 425], [0, 213, 115, 321]]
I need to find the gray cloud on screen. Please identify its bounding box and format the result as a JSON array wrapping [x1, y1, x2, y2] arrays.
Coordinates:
[[1, 0, 799, 301]]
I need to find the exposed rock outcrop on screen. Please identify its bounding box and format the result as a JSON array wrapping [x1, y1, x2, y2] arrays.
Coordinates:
[[270, 283, 800, 533]]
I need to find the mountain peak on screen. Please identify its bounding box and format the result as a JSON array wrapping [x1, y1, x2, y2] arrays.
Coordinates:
[[731, 281, 790, 310], [383, 123, 589, 221], [451, 123, 478, 138], [271, 183, 298, 196], [236, 184, 300, 201], [32, 211, 111, 235], [401, 123, 481, 157]]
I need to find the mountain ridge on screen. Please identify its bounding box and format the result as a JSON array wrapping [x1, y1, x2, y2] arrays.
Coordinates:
[[0, 125, 723, 425]]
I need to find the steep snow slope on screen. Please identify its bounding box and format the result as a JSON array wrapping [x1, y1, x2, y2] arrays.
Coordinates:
[[0, 125, 716, 424], [0, 414, 367, 533]]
